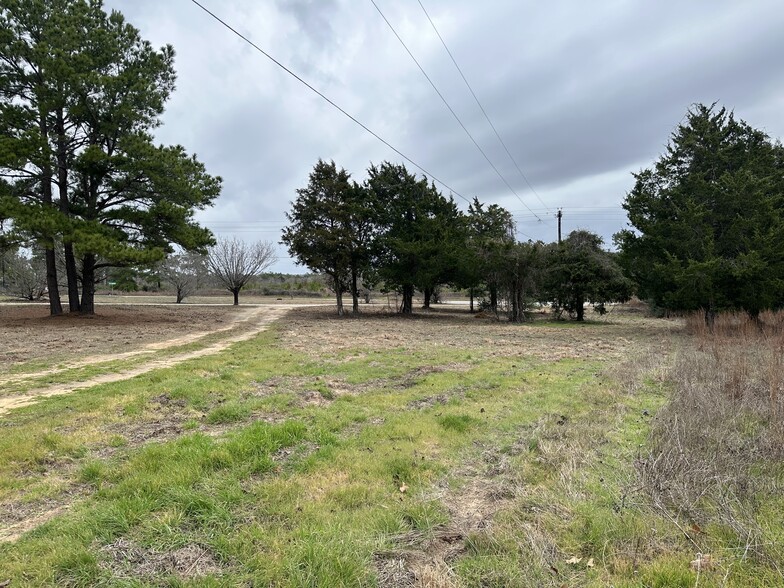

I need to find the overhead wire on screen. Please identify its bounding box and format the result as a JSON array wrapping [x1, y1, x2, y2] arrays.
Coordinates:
[[188, 0, 471, 204], [416, 0, 553, 215], [188, 0, 539, 241], [369, 0, 544, 222]]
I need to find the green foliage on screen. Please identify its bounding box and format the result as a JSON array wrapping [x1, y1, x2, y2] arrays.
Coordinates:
[[616, 103, 784, 318], [205, 403, 251, 425], [545, 230, 632, 321], [503, 240, 547, 322], [437, 413, 477, 432], [366, 161, 464, 313], [461, 198, 517, 313], [0, 0, 220, 315], [282, 159, 374, 314]]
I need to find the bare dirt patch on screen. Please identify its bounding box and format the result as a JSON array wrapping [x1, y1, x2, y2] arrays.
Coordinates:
[[375, 479, 513, 588], [375, 449, 522, 588], [99, 538, 222, 581], [0, 489, 87, 544]]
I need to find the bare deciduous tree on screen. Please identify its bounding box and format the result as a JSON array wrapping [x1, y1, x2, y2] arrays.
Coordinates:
[[207, 238, 276, 305], [4, 251, 48, 301], [160, 252, 208, 303]]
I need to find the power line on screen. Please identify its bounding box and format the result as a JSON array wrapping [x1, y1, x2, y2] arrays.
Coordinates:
[[417, 0, 552, 215], [369, 0, 544, 222], [188, 0, 471, 204]]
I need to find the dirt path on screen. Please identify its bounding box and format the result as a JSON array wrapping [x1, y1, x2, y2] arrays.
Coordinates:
[[0, 305, 264, 387], [0, 504, 73, 544], [0, 306, 295, 417]]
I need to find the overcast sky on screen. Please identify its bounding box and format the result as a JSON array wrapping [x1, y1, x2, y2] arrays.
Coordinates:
[[104, 0, 784, 273]]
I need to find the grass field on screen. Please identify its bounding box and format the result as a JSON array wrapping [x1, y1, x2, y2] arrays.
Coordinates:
[[0, 304, 781, 586]]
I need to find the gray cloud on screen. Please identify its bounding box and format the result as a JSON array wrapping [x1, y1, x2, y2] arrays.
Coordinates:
[[103, 0, 784, 269]]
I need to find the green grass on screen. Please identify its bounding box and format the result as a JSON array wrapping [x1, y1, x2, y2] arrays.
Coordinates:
[[0, 312, 780, 586]]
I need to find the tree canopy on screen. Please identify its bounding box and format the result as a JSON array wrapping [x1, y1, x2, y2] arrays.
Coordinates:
[[365, 162, 462, 313], [0, 0, 220, 314], [545, 230, 631, 321], [284, 159, 632, 321], [281, 159, 373, 315], [616, 103, 784, 321]]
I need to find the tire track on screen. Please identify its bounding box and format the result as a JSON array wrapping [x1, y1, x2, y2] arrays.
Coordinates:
[[0, 306, 292, 416]]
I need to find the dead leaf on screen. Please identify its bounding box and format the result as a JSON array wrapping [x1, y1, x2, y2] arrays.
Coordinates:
[[399, 483, 408, 493], [587, 558, 595, 568], [566, 556, 582, 564]]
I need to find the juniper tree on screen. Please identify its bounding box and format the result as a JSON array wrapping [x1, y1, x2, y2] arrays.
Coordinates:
[[617, 104, 784, 324]]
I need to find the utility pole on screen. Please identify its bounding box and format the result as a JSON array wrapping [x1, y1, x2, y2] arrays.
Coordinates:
[[556, 209, 563, 244]]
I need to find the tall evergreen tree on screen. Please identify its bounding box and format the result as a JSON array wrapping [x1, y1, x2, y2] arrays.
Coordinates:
[[282, 159, 369, 315], [365, 162, 459, 314], [463, 198, 516, 314], [616, 103, 784, 323], [0, 0, 220, 315]]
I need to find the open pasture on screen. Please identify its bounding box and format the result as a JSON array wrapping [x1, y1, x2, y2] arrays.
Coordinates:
[[0, 304, 780, 587]]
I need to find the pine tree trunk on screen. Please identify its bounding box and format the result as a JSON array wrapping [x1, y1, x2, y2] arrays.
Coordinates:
[[56, 109, 80, 313], [469, 288, 474, 313], [39, 114, 62, 316], [80, 253, 96, 315], [64, 243, 80, 312], [44, 248, 62, 316]]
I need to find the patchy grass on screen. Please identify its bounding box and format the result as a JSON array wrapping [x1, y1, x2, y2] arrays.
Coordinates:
[[0, 307, 780, 586]]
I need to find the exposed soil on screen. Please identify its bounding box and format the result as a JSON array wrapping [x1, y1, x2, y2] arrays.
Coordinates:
[[375, 464, 518, 588], [0, 495, 86, 544], [0, 305, 293, 416], [99, 538, 222, 581]]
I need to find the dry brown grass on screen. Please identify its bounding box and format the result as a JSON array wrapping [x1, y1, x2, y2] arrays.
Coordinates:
[[639, 311, 784, 566]]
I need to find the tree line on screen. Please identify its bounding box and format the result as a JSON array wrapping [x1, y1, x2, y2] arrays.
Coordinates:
[[0, 0, 220, 315], [0, 237, 282, 305], [282, 159, 632, 319], [284, 103, 784, 324]]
